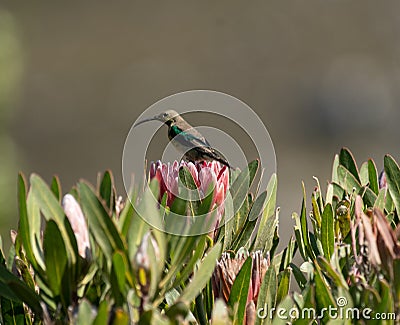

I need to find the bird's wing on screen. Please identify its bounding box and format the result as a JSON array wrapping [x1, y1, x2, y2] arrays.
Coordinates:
[[173, 131, 231, 167], [176, 129, 212, 148], [185, 127, 211, 147]]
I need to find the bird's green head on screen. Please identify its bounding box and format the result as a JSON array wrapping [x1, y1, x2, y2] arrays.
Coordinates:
[[134, 109, 179, 127]]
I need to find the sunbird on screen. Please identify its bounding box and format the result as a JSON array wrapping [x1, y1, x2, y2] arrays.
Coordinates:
[[134, 110, 231, 168]]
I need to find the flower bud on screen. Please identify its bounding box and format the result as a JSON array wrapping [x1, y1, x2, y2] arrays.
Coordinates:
[[62, 194, 91, 260], [133, 232, 160, 297]]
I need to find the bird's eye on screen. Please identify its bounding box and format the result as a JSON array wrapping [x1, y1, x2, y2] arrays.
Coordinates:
[[163, 113, 168, 117]]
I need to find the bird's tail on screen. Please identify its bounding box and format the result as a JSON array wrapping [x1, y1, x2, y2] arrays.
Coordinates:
[[207, 149, 233, 169]]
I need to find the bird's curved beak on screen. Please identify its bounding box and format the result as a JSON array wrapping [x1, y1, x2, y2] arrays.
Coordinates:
[[133, 116, 162, 127]]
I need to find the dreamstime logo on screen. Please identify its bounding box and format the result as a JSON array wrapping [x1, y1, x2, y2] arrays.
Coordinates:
[[257, 296, 397, 321], [122, 90, 276, 236], [336, 296, 347, 307]]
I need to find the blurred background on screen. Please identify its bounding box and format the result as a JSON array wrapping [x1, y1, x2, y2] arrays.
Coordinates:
[[1, 1, 400, 250]]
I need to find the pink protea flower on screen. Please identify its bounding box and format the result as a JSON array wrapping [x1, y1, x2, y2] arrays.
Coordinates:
[[149, 160, 229, 220], [212, 250, 270, 325]]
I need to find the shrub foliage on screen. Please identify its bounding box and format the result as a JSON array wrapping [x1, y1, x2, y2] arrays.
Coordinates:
[[0, 148, 399, 324]]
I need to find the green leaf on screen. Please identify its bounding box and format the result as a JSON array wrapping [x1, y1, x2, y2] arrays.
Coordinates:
[[228, 256, 252, 325], [385, 189, 395, 213], [127, 210, 150, 263], [254, 174, 278, 251], [160, 235, 200, 292], [317, 257, 348, 289], [43, 220, 68, 296], [229, 160, 259, 214], [78, 182, 125, 261], [321, 203, 334, 260], [276, 268, 290, 306], [234, 194, 249, 237], [146, 233, 162, 299], [337, 165, 376, 206], [326, 183, 334, 205], [313, 177, 324, 210], [375, 280, 394, 320], [165, 301, 190, 322], [136, 179, 164, 233], [339, 147, 360, 183], [331, 182, 345, 201], [178, 166, 200, 215], [360, 162, 369, 186], [249, 191, 268, 222], [292, 212, 306, 261], [337, 164, 360, 193], [314, 265, 335, 321], [232, 217, 257, 251], [289, 263, 307, 290], [0, 253, 26, 324], [118, 189, 137, 237], [30, 174, 77, 265], [26, 190, 45, 271], [0, 296, 25, 325], [384, 154, 400, 214], [51, 175, 62, 202], [63, 216, 80, 274], [93, 300, 109, 325], [99, 170, 115, 212], [262, 174, 278, 222], [393, 259, 400, 307], [293, 285, 316, 324], [178, 166, 197, 191], [13, 257, 36, 292], [255, 266, 277, 325], [111, 251, 127, 305], [309, 233, 322, 260], [271, 295, 294, 325], [248, 160, 259, 189], [150, 229, 166, 285], [197, 185, 215, 216], [359, 186, 377, 208], [254, 213, 278, 253], [0, 264, 42, 317], [223, 194, 235, 250], [76, 299, 95, 325], [279, 237, 296, 271], [171, 236, 207, 288], [30, 174, 64, 225], [11, 280, 43, 317], [331, 154, 339, 184], [0, 270, 17, 302], [374, 188, 386, 211], [17, 173, 38, 270], [311, 195, 322, 232], [179, 242, 222, 304], [300, 183, 313, 260], [368, 159, 379, 195]]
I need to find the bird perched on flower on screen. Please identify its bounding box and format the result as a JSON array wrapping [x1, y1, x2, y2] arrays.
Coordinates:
[[134, 110, 231, 168]]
